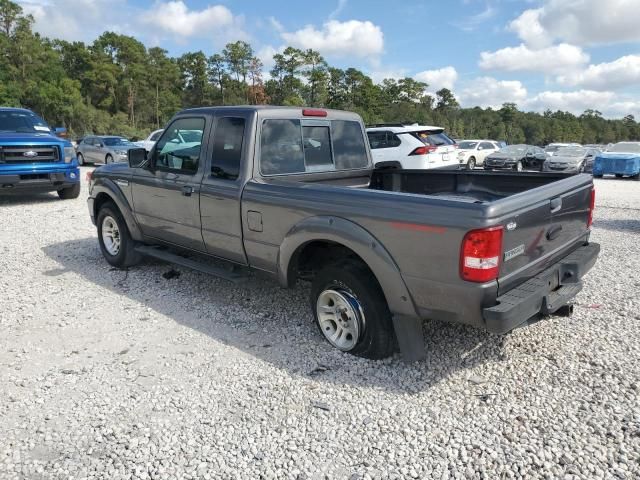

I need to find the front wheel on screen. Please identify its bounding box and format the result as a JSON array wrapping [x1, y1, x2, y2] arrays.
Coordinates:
[[57, 183, 80, 199], [105, 154, 113, 164], [515, 161, 523, 172], [77, 153, 85, 166], [311, 260, 396, 359], [97, 202, 141, 268], [466, 157, 476, 170]]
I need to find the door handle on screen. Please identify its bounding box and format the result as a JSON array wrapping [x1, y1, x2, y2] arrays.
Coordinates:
[[550, 197, 562, 213], [181, 185, 194, 196]]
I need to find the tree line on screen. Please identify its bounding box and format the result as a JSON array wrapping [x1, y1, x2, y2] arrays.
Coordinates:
[[1, 0, 638, 144]]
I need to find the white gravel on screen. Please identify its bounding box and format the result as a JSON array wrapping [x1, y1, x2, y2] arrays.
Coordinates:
[[1, 171, 639, 480]]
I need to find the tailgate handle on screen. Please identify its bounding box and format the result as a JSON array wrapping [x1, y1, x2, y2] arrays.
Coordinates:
[[550, 197, 562, 213]]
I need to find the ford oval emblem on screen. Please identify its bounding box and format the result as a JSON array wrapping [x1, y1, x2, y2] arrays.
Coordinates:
[[23, 150, 38, 157], [506, 221, 517, 231]]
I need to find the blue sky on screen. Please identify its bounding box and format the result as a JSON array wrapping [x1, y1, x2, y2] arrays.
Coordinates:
[[19, 0, 640, 118]]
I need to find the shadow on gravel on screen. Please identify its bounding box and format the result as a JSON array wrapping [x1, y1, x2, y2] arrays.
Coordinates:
[[594, 218, 640, 234], [43, 237, 507, 393], [0, 191, 60, 206]]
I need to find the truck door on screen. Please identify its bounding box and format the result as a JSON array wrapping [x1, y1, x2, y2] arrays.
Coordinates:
[[200, 114, 251, 264], [131, 116, 207, 252]]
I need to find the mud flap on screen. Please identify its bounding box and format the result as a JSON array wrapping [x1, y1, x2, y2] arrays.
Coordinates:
[[392, 315, 426, 362]]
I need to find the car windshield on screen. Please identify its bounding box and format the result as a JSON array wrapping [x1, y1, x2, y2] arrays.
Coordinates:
[[501, 145, 527, 155], [608, 143, 640, 153], [458, 141, 478, 149], [0, 110, 51, 133], [104, 137, 133, 146], [545, 145, 562, 153], [555, 147, 585, 157]]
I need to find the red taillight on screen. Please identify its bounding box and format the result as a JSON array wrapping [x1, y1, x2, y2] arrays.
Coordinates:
[[587, 188, 595, 228], [409, 145, 438, 155], [302, 108, 327, 117], [460, 226, 504, 283], [85, 170, 93, 182]]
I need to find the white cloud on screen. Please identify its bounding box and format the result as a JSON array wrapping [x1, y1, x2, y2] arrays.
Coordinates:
[[368, 68, 409, 83], [458, 77, 528, 109], [508, 9, 549, 49], [329, 0, 348, 20], [557, 55, 640, 91], [510, 0, 640, 47], [523, 90, 616, 115], [453, 5, 497, 32], [280, 20, 384, 59], [414, 66, 458, 91], [479, 43, 589, 75], [257, 45, 284, 72], [144, 1, 235, 38]]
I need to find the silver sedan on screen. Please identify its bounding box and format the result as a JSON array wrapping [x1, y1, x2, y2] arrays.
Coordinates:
[[76, 136, 138, 165], [543, 146, 600, 173]]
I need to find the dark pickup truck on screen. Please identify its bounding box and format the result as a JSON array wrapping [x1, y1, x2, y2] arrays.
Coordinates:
[[87, 106, 599, 361]]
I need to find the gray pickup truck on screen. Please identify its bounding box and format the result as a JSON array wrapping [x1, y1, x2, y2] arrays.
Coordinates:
[[87, 106, 599, 361]]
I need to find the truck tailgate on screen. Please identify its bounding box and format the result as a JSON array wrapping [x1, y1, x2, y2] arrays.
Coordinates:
[[497, 179, 593, 295]]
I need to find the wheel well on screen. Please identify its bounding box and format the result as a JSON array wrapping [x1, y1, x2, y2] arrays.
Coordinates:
[[288, 240, 373, 286], [93, 192, 117, 218]]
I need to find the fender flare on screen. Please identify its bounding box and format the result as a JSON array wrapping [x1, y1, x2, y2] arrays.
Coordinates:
[[91, 179, 143, 241], [278, 216, 418, 318]]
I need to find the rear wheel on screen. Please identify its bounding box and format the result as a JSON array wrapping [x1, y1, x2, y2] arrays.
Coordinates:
[[97, 202, 141, 268], [311, 260, 396, 359], [57, 183, 80, 200], [593, 174, 603, 178], [466, 157, 476, 170], [515, 160, 523, 172], [615, 174, 623, 178]]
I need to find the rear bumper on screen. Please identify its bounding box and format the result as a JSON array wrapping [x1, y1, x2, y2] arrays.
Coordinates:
[[483, 242, 600, 333]]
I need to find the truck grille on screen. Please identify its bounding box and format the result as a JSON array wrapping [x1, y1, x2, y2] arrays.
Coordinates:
[[0, 145, 60, 163]]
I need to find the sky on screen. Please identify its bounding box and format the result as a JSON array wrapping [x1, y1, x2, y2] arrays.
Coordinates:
[[18, 0, 640, 118]]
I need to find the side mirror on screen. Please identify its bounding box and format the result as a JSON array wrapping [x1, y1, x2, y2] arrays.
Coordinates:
[[128, 148, 147, 168], [54, 127, 68, 138]]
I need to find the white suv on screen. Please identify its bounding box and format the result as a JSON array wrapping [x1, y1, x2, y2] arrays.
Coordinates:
[[366, 124, 459, 170], [456, 139, 501, 169]]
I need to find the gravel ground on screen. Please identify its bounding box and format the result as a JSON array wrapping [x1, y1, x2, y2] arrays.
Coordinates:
[[1, 172, 639, 480]]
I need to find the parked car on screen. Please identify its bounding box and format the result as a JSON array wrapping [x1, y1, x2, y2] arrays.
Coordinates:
[[545, 142, 581, 156], [87, 106, 599, 361], [456, 140, 501, 169], [76, 136, 139, 165], [135, 129, 164, 152], [366, 124, 459, 170], [0, 107, 80, 199], [592, 142, 640, 179], [543, 146, 600, 173], [484, 144, 546, 171]]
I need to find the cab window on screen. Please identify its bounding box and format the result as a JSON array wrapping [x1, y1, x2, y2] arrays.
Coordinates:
[[154, 118, 205, 174]]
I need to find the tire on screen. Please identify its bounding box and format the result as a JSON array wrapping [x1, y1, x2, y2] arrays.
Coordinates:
[[57, 183, 81, 200], [77, 153, 85, 166], [105, 154, 113, 164], [96, 202, 141, 268], [311, 260, 396, 359], [466, 157, 476, 170], [593, 174, 603, 178], [615, 174, 623, 178], [515, 160, 523, 172], [632, 173, 640, 181]]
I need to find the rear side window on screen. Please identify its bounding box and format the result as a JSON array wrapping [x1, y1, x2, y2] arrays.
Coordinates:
[[150, 131, 163, 141], [333, 120, 368, 169], [367, 131, 401, 149], [260, 119, 369, 175], [211, 117, 245, 180], [480, 142, 495, 150]]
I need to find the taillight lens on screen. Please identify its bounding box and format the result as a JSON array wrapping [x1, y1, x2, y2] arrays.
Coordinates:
[[587, 188, 595, 228], [85, 170, 93, 183], [409, 145, 438, 155], [460, 226, 504, 282]]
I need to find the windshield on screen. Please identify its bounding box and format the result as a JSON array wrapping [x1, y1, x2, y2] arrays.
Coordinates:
[[608, 143, 640, 153], [555, 147, 585, 157], [545, 145, 562, 153], [104, 137, 133, 146], [458, 141, 478, 149], [500, 145, 527, 155], [0, 110, 51, 133]]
